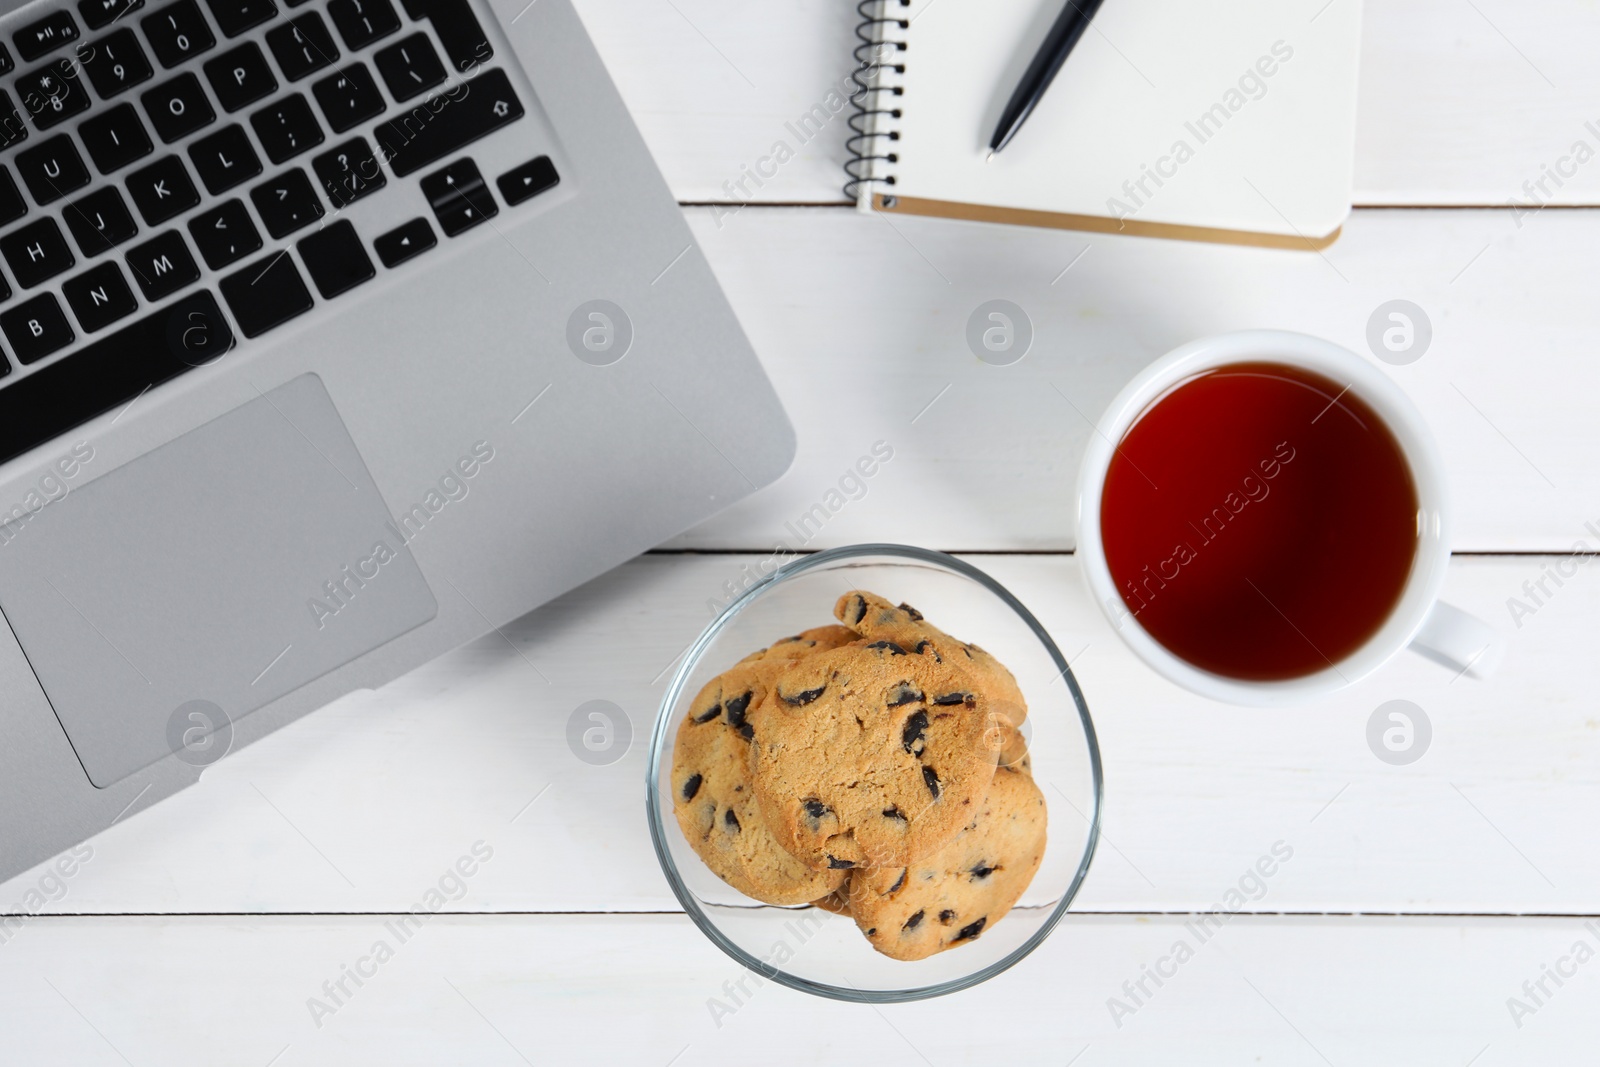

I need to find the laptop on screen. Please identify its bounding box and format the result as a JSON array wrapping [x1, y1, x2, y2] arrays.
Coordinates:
[[0, 0, 794, 883]]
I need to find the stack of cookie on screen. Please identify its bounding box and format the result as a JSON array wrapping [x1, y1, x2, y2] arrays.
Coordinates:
[[672, 590, 1047, 961]]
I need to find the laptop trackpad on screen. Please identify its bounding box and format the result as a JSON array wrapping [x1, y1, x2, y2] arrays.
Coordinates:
[[0, 374, 438, 787]]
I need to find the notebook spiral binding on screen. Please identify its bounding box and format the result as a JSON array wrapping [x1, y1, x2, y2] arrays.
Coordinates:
[[844, 0, 911, 203]]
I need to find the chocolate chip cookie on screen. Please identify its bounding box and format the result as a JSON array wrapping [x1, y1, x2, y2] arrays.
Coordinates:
[[848, 758, 1047, 961], [749, 640, 1004, 871], [743, 625, 860, 665], [671, 626, 857, 905], [835, 591, 1029, 725], [809, 884, 853, 915]]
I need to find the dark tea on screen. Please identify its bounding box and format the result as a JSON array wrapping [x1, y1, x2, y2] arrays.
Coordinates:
[[1100, 362, 1420, 681]]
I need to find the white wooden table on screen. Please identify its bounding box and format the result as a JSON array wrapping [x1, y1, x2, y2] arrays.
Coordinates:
[[5, 2, 1598, 1062]]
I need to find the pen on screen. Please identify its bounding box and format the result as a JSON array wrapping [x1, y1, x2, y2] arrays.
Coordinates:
[[987, 0, 1108, 159]]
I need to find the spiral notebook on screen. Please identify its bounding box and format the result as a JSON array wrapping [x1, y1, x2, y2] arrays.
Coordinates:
[[847, 0, 1364, 249]]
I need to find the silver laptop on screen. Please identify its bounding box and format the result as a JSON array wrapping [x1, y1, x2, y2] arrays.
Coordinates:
[[0, 0, 793, 883]]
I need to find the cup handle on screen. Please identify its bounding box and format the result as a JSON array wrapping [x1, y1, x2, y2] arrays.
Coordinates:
[[1410, 601, 1504, 679]]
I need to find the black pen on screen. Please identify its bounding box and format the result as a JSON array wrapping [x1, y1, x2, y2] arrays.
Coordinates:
[[987, 0, 1108, 159]]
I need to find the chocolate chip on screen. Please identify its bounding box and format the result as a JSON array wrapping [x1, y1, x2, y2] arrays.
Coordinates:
[[882, 806, 906, 821], [723, 809, 740, 832], [898, 602, 924, 621], [903, 910, 925, 931], [826, 855, 855, 869], [886, 684, 924, 708], [866, 640, 907, 656], [890, 869, 908, 893], [849, 595, 867, 624], [962, 646, 974, 659], [865, 928, 877, 936], [692, 703, 722, 724], [970, 862, 998, 879], [722, 691, 756, 740], [901, 710, 928, 755], [953, 917, 987, 942], [922, 765, 941, 799], [777, 634, 804, 643], [938, 909, 955, 924], [803, 798, 829, 819], [682, 774, 702, 800], [781, 685, 826, 706], [932, 692, 972, 706], [914, 640, 941, 662], [723, 691, 752, 725]]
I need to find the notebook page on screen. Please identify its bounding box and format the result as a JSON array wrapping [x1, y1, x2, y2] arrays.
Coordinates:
[[889, 0, 1362, 238]]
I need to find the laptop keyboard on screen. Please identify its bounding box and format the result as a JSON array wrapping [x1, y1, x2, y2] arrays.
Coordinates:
[[0, 0, 560, 467]]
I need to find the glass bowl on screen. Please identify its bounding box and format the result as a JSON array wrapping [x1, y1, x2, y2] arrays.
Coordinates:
[[646, 544, 1102, 1002]]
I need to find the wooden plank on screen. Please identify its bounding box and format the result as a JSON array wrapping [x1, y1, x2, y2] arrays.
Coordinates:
[[669, 206, 1600, 552], [575, 0, 861, 205], [574, 0, 1600, 205], [1353, 0, 1600, 206], [3, 555, 1591, 917], [0, 913, 1588, 1063]]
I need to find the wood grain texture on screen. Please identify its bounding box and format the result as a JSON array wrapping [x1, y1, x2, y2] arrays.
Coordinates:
[[665, 206, 1600, 552], [4, 555, 1590, 917], [0, 914, 1588, 1064], [574, 0, 1600, 205]]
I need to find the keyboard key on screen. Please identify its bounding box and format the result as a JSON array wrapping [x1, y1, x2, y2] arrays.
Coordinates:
[[373, 216, 433, 267], [374, 68, 522, 177], [63, 261, 138, 332], [15, 12, 82, 63], [1, 218, 75, 288], [204, 42, 276, 111], [0, 44, 11, 76], [298, 219, 372, 298], [266, 12, 337, 81], [0, 91, 26, 147], [420, 156, 494, 236], [142, 72, 216, 142], [328, 0, 396, 51], [78, 0, 146, 31], [0, 168, 27, 226], [16, 135, 90, 205], [311, 62, 382, 133], [124, 228, 198, 299], [312, 137, 384, 206], [63, 186, 139, 255], [126, 154, 199, 223], [17, 60, 91, 130], [250, 168, 322, 237], [404, 0, 488, 73], [249, 93, 322, 163], [141, 0, 214, 68], [1, 293, 75, 364], [220, 250, 311, 336], [205, 0, 276, 38], [497, 155, 558, 205], [80, 102, 154, 173], [187, 197, 260, 268], [373, 33, 442, 101], [78, 28, 154, 97], [188, 123, 261, 193], [0, 292, 233, 467]]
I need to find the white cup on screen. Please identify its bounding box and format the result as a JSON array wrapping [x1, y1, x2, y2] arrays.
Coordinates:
[[1075, 330, 1502, 706]]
